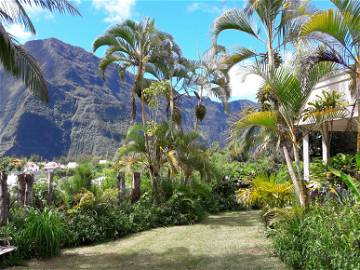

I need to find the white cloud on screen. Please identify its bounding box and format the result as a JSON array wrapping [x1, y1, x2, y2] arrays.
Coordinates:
[[187, 2, 201, 13], [92, 0, 135, 23], [6, 24, 34, 43], [228, 64, 262, 101], [25, 5, 54, 21], [186, 2, 222, 14]]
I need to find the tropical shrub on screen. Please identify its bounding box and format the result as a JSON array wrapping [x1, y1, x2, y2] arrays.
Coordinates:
[[236, 174, 294, 209], [271, 202, 360, 270]]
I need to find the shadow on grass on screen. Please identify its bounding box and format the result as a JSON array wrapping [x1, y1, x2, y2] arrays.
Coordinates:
[[21, 246, 284, 270], [203, 211, 262, 228]]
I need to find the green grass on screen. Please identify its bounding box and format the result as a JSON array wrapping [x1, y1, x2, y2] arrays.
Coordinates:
[[12, 211, 286, 270]]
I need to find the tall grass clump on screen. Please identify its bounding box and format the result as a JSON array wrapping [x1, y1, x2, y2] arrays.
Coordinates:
[[19, 208, 65, 258]]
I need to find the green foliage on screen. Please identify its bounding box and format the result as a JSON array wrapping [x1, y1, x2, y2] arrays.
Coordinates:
[[13, 208, 65, 259], [271, 202, 360, 269], [329, 168, 360, 203], [61, 163, 94, 205], [143, 81, 170, 109], [236, 174, 294, 209]]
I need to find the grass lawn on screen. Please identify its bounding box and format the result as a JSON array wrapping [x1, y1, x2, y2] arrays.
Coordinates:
[[10, 211, 287, 270]]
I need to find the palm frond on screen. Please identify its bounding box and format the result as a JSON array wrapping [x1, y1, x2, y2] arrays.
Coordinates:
[[0, 25, 47, 101], [212, 8, 259, 41], [233, 111, 278, 130], [221, 47, 257, 69]]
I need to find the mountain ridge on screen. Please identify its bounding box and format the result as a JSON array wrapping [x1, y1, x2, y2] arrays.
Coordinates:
[[0, 38, 255, 159]]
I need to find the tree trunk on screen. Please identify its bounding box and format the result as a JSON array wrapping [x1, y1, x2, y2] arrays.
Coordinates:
[[17, 173, 27, 206], [0, 172, 9, 225], [47, 171, 53, 205], [25, 174, 34, 206], [283, 146, 307, 208], [131, 89, 136, 123], [149, 168, 161, 204], [131, 172, 141, 203], [194, 86, 203, 131], [267, 25, 274, 69], [356, 66, 360, 152], [117, 171, 126, 203], [293, 144, 303, 180], [169, 82, 175, 123]]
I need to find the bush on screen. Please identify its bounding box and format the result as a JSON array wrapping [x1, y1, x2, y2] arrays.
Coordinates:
[[271, 202, 360, 269], [65, 205, 131, 246]]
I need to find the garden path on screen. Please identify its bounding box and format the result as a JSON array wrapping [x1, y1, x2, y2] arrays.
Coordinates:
[[11, 211, 287, 270]]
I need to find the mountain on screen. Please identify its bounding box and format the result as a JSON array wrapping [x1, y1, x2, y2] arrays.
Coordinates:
[[0, 38, 255, 160]]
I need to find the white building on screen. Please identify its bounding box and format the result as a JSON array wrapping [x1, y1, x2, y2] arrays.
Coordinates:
[[298, 71, 356, 181]]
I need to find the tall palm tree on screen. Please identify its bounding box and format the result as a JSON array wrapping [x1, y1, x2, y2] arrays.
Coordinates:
[[190, 46, 231, 130], [145, 34, 191, 124], [95, 19, 176, 203], [0, 0, 80, 101], [93, 18, 161, 122], [298, 0, 360, 151], [232, 62, 334, 208]]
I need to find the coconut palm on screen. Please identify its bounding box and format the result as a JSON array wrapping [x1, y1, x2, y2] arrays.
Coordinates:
[[0, 0, 80, 101], [232, 61, 335, 208], [298, 0, 360, 151]]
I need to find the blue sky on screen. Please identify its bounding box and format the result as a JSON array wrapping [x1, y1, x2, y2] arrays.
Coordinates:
[[6, 0, 332, 101]]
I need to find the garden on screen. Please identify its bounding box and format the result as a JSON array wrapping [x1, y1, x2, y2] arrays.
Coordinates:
[[1, 0, 360, 269]]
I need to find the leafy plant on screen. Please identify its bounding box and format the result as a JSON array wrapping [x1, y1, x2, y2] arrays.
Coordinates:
[[236, 174, 294, 209], [271, 202, 360, 269], [19, 208, 65, 258]]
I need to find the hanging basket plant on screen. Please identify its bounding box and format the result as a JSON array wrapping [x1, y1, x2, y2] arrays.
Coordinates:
[[195, 104, 206, 121]]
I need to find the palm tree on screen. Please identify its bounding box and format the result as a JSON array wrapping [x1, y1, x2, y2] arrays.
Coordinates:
[[302, 90, 348, 164], [212, 0, 309, 71], [298, 0, 360, 151], [190, 46, 231, 130], [145, 34, 191, 124], [0, 0, 80, 101], [93, 18, 162, 122], [232, 62, 334, 208]]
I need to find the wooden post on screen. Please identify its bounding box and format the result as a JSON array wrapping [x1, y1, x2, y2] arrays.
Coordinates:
[[303, 134, 310, 181], [117, 171, 126, 203], [131, 172, 141, 203], [0, 172, 9, 225], [25, 174, 34, 206], [17, 173, 27, 206]]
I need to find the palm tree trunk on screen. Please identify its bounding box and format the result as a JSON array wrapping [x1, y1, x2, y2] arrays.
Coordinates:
[[267, 25, 274, 69], [292, 143, 303, 180], [194, 86, 203, 131], [131, 89, 136, 123], [283, 146, 307, 208], [117, 171, 126, 203], [138, 61, 161, 204], [17, 173, 26, 206], [169, 82, 175, 122], [131, 172, 141, 203], [356, 66, 360, 152], [0, 171, 9, 225], [25, 174, 34, 206]]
